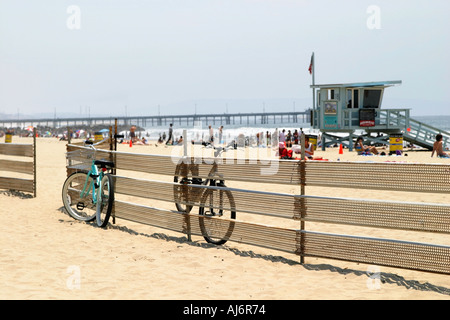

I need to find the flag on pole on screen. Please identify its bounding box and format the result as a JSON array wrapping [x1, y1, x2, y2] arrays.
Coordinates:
[[308, 53, 314, 75]]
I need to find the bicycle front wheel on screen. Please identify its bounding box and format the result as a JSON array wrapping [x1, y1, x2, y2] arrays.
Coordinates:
[[198, 183, 236, 245], [96, 173, 114, 227], [62, 172, 96, 222]]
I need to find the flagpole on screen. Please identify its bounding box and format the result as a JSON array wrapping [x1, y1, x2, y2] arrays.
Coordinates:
[[311, 52, 315, 127]]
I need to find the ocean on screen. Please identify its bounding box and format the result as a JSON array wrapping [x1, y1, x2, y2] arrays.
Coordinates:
[[413, 115, 450, 132]]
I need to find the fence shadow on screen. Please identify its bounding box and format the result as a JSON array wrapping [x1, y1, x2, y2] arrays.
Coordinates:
[[302, 264, 450, 296], [113, 223, 450, 297], [57, 210, 450, 298], [0, 190, 34, 199]]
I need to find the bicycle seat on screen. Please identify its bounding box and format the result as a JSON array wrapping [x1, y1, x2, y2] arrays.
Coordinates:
[[94, 160, 115, 168]]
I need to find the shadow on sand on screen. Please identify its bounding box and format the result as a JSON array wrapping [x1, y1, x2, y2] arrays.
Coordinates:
[[58, 207, 450, 297], [0, 190, 34, 199]]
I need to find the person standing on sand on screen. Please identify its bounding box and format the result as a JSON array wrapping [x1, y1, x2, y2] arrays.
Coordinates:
[[272, 128, 279, 147], [166, 123, 173, 145], [279, 129, 285, 144], [293, 129, 299, 145], [218, 126, 223, 145], [431, 134, 449, 158], [286, 130, 292, 148], [209, 125, 214, 145]]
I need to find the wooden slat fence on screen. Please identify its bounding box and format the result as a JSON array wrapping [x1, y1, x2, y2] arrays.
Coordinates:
[[0, 133, 36, 197], [66, 142, 450, 275]]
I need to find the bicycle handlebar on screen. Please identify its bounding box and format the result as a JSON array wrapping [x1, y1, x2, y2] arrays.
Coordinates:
[[84, 140, 105, 148], [84, 133, 123, 147]]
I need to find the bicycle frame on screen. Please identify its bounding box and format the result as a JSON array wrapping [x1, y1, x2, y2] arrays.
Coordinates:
[[78, 150, 105, 205]]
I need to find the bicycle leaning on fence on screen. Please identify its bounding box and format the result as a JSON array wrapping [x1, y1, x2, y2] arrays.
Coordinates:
[[173, 147, 236, 245], [62, 140, 115, 227]]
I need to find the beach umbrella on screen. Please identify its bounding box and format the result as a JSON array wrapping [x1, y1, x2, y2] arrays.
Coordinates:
[[26, 126, 34, 132], [99, 129, 109, 133]]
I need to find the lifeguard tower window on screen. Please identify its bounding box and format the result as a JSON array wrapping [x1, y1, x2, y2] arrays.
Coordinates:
[[347, 89, 359, 108], [327, 89, 335, 100], [363, 89, 382, 108]]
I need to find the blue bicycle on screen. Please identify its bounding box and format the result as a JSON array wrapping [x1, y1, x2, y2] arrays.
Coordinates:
[[62, 140, 115, 227]]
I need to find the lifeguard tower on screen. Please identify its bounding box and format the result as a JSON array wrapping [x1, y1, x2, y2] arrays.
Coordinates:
[[310, 80, 450, 151]]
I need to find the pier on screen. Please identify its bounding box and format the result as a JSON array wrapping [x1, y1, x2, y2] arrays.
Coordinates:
[[0, 111, 310, 129]]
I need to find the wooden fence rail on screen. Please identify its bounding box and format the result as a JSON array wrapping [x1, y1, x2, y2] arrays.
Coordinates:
[[66, 141, 450, 275], [0, 132, 36, 197]]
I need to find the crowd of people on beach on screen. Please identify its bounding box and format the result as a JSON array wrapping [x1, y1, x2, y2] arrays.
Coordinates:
[[0, 127, 70, 139], [4, 121, 450, 161], [120, 123, 315, 156]]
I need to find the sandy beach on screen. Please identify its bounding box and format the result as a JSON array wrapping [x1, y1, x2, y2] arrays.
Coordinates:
[[1, 136, 450, 301]]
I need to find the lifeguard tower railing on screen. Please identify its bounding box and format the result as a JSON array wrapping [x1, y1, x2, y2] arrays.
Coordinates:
[[313, 108, 450, 150], [403, 116, 450, 150], [342, 108, 410, 132]]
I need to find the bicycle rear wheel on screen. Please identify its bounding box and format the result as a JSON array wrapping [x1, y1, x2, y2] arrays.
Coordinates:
[[96, 173, 114, 227], [173, 163, 205, 213], [198, 182, 236, 245], [62, 172, 96, 222]]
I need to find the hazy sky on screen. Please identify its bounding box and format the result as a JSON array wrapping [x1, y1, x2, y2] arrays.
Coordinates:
[[1, 0, 449, 117]]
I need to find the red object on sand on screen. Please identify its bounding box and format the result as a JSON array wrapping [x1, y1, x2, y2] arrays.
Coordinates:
[[339, 144, 343, 154], [129, 139, 132, 147]]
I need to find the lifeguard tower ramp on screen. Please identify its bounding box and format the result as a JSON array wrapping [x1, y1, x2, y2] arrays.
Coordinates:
[[310, 80, 450, 151]]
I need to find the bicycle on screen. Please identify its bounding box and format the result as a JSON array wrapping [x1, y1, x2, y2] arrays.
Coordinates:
[[62, 140, 115, 227], [173, 146, 236, 245]]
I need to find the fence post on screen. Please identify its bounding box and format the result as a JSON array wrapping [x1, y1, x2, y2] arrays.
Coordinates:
[[109, 126, 113, 153], [183, 129, 188, 157], [183, 129, 192, 242], [66, 127, 72, 178], [109, 125, 116, 225], [114, 119, 118, 174], [299, 133, 306, 264], [33, 127, 37, 198]]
